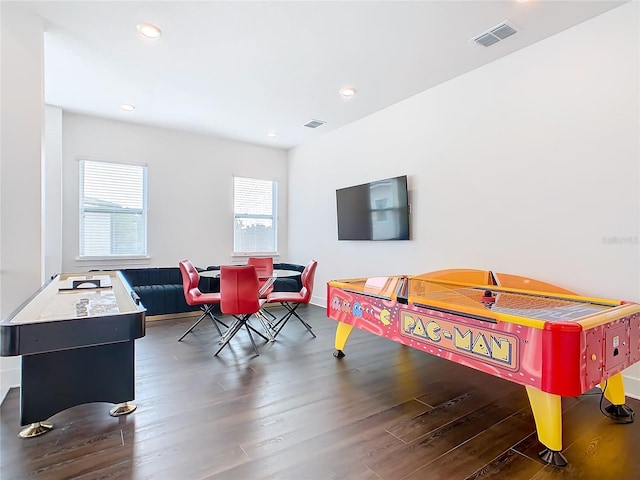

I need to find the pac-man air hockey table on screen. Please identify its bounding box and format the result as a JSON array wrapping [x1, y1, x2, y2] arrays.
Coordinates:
[[327, 269, 640, 466]]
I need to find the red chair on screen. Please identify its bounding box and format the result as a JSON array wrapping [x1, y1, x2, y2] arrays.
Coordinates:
[[178, 260, 227, 341], [247, 257, 274, 297], [215, 265, 271, 356], [266, 260, 317, 339], [247, 256, 278, 323]]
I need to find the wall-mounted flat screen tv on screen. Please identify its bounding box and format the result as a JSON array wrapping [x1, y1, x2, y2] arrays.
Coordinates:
[[336, 175, 410, 241]]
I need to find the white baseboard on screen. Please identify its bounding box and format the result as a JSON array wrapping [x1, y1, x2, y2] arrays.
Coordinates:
[[623, 373, 640, 400], [310, 296, 325, 308]]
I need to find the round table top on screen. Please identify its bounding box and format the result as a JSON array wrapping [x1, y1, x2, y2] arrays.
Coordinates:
[[199, 268, 301, 279]]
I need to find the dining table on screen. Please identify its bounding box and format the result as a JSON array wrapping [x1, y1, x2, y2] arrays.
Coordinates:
[[200, 268, 301, 294], [199, 268, 302, 279], [199, 268, 302, 342]]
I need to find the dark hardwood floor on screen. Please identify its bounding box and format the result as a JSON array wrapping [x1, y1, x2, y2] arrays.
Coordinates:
[[2, 304, 639, 480]]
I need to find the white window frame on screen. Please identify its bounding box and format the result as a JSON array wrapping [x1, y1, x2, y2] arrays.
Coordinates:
[[78, 158, 148, 259], [233, 175, 278, 256]]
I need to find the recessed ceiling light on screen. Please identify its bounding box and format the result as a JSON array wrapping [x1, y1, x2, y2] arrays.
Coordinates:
[[267, 131, 278, 138], [137, 23, 161, 39], [121, 104, 135, 112], [340, 87, 357, 98]]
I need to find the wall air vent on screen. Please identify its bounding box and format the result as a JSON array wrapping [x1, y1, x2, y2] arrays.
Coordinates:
[[304, 119, 326, 128], [472, 21, 517, 47]]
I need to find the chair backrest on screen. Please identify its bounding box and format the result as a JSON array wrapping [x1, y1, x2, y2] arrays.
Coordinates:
[[179, 260, 202, 306], [220, 265, 261, 315], [247, 257, 273, 279], [299, 260, 318, 303]]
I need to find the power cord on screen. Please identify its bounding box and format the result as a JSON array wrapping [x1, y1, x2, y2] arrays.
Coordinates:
[[599, 380, 610, 417], [596, 380, 635, 424]]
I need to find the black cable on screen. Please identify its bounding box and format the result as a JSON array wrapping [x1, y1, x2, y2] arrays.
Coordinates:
[[599, 380, 609, 418], [596, 380, 635, 424]]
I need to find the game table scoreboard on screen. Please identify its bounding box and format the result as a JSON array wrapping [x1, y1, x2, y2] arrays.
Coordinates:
[[1, 271, 146, 437], [327, 269, 640, 466]]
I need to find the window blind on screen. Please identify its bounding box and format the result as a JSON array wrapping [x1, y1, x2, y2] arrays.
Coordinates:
[[79, 159, 147, 257], [233, 176, 278, 253]]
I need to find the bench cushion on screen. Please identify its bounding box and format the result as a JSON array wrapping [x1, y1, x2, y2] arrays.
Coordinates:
[[273, 263, 304, 292], [133, 284, 198, 316], [118, 264, 303, 317]]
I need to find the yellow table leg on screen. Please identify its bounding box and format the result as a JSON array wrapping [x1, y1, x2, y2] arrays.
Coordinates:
[[333, 321, 354, 358], [601, 372, 626, 405], [525, 386, 567, 465], [601, 372, 635, 423]]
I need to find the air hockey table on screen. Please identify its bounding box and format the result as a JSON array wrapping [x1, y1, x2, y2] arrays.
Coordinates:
[[326, 269, 640, 466], [0, 271, 146, 437]]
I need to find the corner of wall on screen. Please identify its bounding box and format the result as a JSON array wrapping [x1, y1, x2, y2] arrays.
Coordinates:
[[1, 358, 20, 405]]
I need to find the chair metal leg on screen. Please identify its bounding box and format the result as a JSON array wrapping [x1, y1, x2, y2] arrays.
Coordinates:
[[215, 314, 267, 356], [270, 316, 284, 330], [178, 312, 208, 341], [245, 324, 259, 356], [215, 318, 244, 355], [273, 302, 316, 339], [206, 306, 223, 336], [273, 309, 293, 338], [255, 310, 275, 342], [270, 305, 290, 330], [178, 304, 226, 341], [288, 307, 315, 338], [246, 318, 270, 341], [262, 307, 277, 321], [203, 305, 229, 331], [219, 315, 268, 342]]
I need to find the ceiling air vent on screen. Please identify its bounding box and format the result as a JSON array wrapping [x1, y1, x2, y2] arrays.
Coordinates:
[[473, 21, 517, 47], [304, 119, 326, 129]]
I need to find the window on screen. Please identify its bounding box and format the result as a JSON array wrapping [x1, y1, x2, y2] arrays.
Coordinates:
[[79, 159, 147, 257], [233, 176, 278, 253]]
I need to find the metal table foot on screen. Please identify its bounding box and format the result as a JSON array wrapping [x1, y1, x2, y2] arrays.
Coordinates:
[[19, 421, 53, 438], [109, 402, 137, 417]]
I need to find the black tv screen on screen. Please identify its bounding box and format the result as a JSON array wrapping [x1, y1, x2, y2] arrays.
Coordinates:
[[336, 175, 410, 241]]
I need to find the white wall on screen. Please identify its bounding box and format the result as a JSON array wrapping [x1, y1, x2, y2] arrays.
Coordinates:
[[60, 113, 289, 272], [0, 4, 44, 401], [288, 3, 640, 396], [44, 105, 63, 280]]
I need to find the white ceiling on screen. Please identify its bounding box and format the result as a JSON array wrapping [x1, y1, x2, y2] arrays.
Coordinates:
[[23, 1, 626, 149]]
